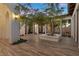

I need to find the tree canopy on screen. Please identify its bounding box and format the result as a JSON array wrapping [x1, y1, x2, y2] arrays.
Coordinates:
[[15, 3, 64, 26]]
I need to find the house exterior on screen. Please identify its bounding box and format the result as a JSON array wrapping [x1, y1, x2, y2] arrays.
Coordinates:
[[0, 3, 20, 44]]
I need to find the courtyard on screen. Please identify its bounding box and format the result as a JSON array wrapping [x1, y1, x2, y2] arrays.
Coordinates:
[[0, 3, 79, 56]]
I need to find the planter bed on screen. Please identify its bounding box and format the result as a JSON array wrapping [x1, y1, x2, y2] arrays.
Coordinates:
[[39, 34, 61, 42]]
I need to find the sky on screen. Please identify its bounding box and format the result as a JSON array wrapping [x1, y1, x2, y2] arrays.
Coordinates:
[[30, 3, 68, 14], [59, 3, 68, 14], [30, 3, 47, 11]]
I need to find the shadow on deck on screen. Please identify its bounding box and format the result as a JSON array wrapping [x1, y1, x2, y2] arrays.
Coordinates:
[[12, 38, 27, 45]]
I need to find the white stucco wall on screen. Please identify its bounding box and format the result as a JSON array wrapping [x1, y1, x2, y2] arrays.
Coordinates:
[[6, 3, 20, 43], [0, 4, 11, 40], [10, 20, 20, 43], [0, 3, 20, 43]]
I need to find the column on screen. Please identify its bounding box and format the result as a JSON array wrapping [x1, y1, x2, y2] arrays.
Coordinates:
[[35, 24, 39, 34], [74, 12, 77, 42], [20, 24, 25, 35], [77, 9, 79, 48], [60, 19, 62, 36], [71, 16, 74, 39]]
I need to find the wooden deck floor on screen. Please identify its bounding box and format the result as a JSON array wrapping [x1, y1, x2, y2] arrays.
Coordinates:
[[0, 34, 79, 56]]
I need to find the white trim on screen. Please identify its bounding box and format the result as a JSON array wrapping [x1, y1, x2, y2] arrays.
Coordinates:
[[63, 16, 71, 20], [71, 4, 79, 19]]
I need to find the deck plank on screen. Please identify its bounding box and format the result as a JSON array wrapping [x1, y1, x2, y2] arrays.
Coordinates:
[[0, 34, 79, 56]]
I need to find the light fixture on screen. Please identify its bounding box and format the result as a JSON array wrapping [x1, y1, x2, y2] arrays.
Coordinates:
[[12, 13, 20, 19]]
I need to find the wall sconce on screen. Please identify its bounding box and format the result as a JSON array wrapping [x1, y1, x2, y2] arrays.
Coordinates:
[[12, 13, 20, 20]]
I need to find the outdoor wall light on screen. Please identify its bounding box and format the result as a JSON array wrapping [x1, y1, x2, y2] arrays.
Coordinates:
[[12, 13, 20, 20]]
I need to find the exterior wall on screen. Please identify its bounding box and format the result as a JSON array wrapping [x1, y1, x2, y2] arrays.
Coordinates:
[[0, 4, 12, 40], [71, 4, 79, 48], [7, 3, 20, 43], [0, 3, 20, 43], [11, 20, 20, 43]]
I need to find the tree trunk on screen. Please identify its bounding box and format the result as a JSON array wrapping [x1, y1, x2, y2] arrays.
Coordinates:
[[25, 22, 27, 34], [45, 24, 47, 34], [51, 21, 54, 35], [33, 23, 35, 34], [25, 22, 29, 34]]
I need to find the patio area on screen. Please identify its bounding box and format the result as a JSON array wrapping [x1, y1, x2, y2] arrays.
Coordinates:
[[0, 3, 79, 56], [0, 34, 79, 56]]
